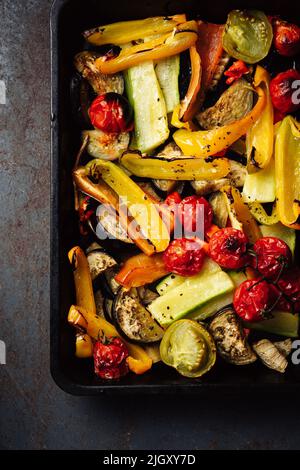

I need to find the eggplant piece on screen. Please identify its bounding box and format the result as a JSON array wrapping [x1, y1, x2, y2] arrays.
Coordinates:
[[196, 79, 253, 130], [94, 289, 105, 318], [82, 129, 130, 161], [274, 339, 293, 358], [209, 307, 257, 365], [191, 161, 247, 196], [208, 192, 228, 228], [113, 288, 164, 343], [252, 339, 288, 373], [137, 287, 159, 306], [86, 244, 117, 281], [74, 51, 124, 95], [103, 298, 114, 322], [96, 204, 133, 244], [209, 51, 230, 91], [103, 265, 121, 298], [70, 73, 94, 127], [152, 142, 185, 193]]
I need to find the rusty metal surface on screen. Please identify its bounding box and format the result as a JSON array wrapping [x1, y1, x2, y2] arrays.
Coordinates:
[[1, 0, 300, 450]]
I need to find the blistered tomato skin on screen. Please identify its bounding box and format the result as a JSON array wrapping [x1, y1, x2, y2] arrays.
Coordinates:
[[233, 279, 275, 322], [272, 19, 300, 57], [276, 267, 300, 313], [251, 237, 292, 281], [178, 195, 213, 237], [270, 70, 300, 114], [209, 227, 249, 270], [93, 337, 129, 380], [89, 92, 134, 134], [163, 237, 206, 276]]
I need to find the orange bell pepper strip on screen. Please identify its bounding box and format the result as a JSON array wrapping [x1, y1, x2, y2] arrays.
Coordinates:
[[173, 85, 266, 158], [95, 21, 198, 74], [179, 44, 202, 122], [73, 166, 156, 256], [68, 305, 152, 375], [115, 253, 170, 288]]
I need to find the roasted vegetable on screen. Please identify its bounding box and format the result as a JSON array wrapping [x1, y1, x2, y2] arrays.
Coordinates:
[[115, 253, 169, 288], [222, 10, 273, 63], [86, 159, 170, 253], [89, 93, 133, 134], [74, 51, 124, 95], [192, 161, 247, 196], [174, 84, 266, 157], [68, 246, 97, 316], [155, 55, 180, 114], [272, 18, 300, 57], [196, 79, 253, 130], [160, 319, 216, 378], [209, 307, 257, 365], [252, 339, 288, 373], [260, 223, 296, 256], [153, 142, 184, 192], [247, 202, 279, 225], [209, 192, 228, 228], [270, 70, 300, 115], [95, 21, 198, 74], [96, 205, 133, 244], [94, 289, 105, 318], [246, 66, 274, 173], [243, 159, 276, 203], [86, 244, 117, 281], [113, 288, 164, 343], [82, 129, 129, 160], [275, 116, 300, 229], [179, 45, 202, 121], [274, 339, 293, 357], [75, 333, 94, 358], [120, 151, 230, 181], [83, 15, 187, 46], [103, 265, 121, 298]]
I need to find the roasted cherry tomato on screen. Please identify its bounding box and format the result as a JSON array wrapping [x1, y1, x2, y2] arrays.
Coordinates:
[[276, 267, 300, 313], [93, 337, 129, 380], [89, 92, 133, 134], [270, 70, 300, 115], [222, 10, 273, 64], [160, 319, 216, 378], [209, 227, 249, 270], [233, 279, 276, 322], [272, 18, 300, 57], [163, 237, 206, 276], [251, 236, 292, 281], [224, 60, 249, 85], [165, 191, 182, 208], [177, 195, 213, 237]]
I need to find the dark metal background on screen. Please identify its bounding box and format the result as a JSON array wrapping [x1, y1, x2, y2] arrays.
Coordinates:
[[1, 0, 300, 449]]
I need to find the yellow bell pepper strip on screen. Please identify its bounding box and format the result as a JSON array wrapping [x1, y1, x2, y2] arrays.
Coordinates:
[[68, 305, 152, 375], [242, 158, 276, 203], [173, 85, 266, 157], [75, 333, 94, 359], [247, 202, 279, 226], [86, 159, 170, 253], [73, 166, 156, 256], [120, 151, 230, 181], [171, 104, 197, 131], [246, 66, 274, 173], [115, 253, 170, 288], [275, 116, 300, 229], [179, 44, 202, 122], [83, 14, 187, 46], [68, 246, 97, 316], [221, 186, 262, 243], [95, 21, 198, 74]]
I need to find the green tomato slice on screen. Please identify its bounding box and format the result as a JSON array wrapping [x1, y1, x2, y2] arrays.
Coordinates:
[[223, 10, 273, 64], [160, 320, 216, 378]]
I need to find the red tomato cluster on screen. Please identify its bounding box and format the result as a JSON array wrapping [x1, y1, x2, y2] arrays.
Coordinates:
[[93, 337, 129, 380]]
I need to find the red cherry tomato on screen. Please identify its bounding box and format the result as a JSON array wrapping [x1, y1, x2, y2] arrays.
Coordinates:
[[163, 237, 206, 276], [89, 92, 133, 134], [233, 279, 276, 322], [165, 192, 182, 209], [276, 267, 300, 313], [270, 70, 300, 115], [93, 337, 129, 380], [251, 237, 292, 281], [224, 60, 249, 85], [209, 227, 249, 270], [177, 195, 213, 237], [272, 18, 300, 57]]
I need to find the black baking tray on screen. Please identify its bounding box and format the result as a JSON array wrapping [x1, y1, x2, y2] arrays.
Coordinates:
[[51, 0, 300, 394]]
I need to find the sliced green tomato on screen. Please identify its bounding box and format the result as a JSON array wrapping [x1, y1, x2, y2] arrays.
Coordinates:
[[125, 61, 169, 153], [242, 158, 276, 203], [222, 10, 273, 64], [244, 311, 299, 338], [248, 201, 279, 225], [160, 319, 216, 378], [155, 258, 221, 296], [148, 270, 234, 327], [155, 55, 180, 114], [260, 223, 296, 256]]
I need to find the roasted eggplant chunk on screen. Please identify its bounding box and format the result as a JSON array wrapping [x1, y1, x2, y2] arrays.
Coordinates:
[[191, 161, 247, 196], [96, 204, 133, 244], [252, 339, 289, 373], [209, 307, 257, 365], [82, 129, 130, 160], [113, 288, 164, 343], [86, 243, 117, 281], [74, 51, 124, 95], [196, 79, 253, 130]]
